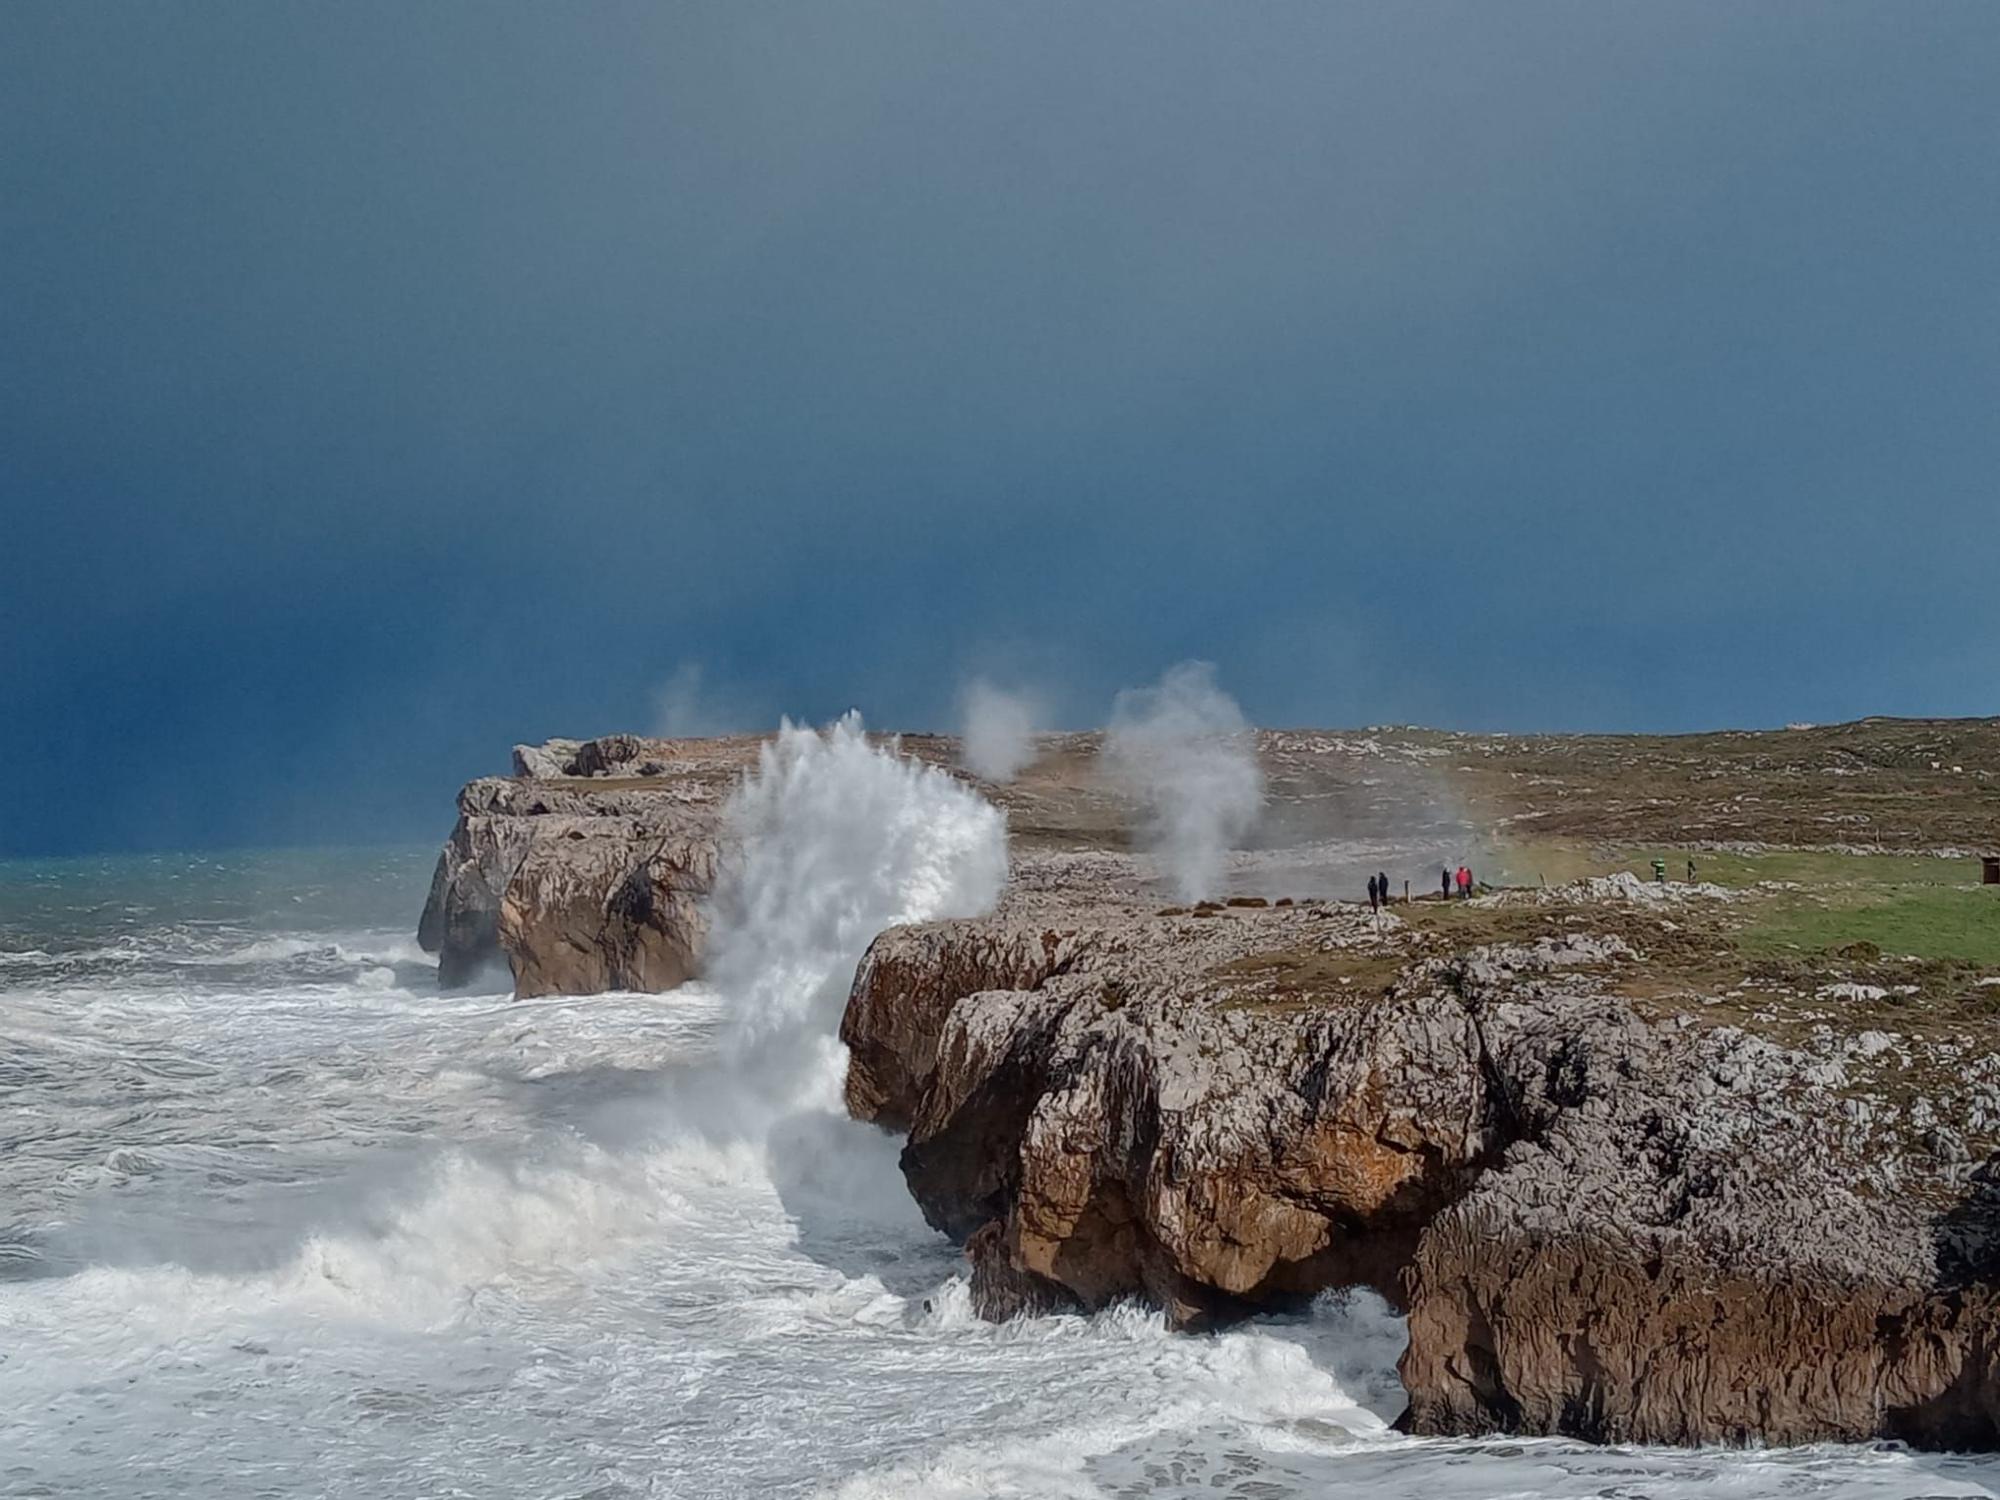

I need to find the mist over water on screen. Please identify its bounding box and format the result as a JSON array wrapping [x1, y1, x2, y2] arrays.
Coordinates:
[[3, 773, 1998, 1495]]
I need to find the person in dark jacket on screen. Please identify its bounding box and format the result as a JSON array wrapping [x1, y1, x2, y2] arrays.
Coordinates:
[[1441, 867, 1452, 899], [1366, 874, 1380, 912], [1377, 870, 1390, 908]]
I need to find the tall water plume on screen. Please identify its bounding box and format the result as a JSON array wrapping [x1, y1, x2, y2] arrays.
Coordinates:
[[1104, 661, 1264, 902], [702, 713, 1009, 1109], [957, 678, 1044, 783]]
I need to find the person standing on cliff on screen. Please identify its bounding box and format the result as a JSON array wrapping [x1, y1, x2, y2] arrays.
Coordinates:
[[1366, 874, 1380, 913], [1441, 866, 1452, 900], [1377, 869, 1390, 908], [1456, 864, 1473, 899]]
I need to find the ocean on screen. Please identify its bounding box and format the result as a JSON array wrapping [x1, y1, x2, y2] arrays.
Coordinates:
[[4, 726, 1998, 1499]]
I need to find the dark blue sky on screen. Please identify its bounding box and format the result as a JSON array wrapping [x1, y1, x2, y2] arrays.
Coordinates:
[[5, 3, 1998, 855]]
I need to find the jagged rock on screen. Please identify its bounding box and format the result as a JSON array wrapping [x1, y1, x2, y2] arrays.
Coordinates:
[[839, 879, 2000, 1447], [498, 816, 718, 996], [509, 734, 685, 780], [427, 720, 2000, 1447], [418, 738, 761, 995], [842, 924, 1088, 1129], [512, 739, 583, 779], [852, 902, 1490, 1328], [1395, 978, 1949, 1444], [965, 1218, 1083, 1320], [417, 778, 546, 987], [568, 734, 651, 778]]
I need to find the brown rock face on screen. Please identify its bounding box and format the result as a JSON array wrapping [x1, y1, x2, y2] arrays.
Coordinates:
[[429, 720, 2000, 1447], [1394, 978, 2000, 1447], [417, 778, 546, 987], [964, 1218, 1084, 1320], [1402, 1223, 2000, 1447], [418, 735, 760, 995], [849, 902, 1493, 1329], [840, 925, 1085, 1130], [838, 884, 2000, 1448], [497, 820, 718, 996]]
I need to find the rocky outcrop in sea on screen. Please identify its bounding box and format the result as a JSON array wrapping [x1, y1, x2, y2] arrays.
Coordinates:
[[839, 867, 2000, 1449], [417, 735, 750, 994], [421, 725, 2000, 1448]]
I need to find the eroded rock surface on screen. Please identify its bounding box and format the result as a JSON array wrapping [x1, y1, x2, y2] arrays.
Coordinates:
[[426, 720, 2000, 1447], [841, 867, 2000, 1447], [418, 735, 757, 994], [845, 895, 1493, 1323]]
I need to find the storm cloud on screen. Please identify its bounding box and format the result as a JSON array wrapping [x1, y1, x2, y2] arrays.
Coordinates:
[[4, 3, 1997, 852]]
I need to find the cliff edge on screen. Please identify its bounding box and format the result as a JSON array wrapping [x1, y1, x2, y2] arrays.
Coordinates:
[[417, 735, 757, 993], [422, 718, 2000, 1446], [841, 865, 2000, 1448]]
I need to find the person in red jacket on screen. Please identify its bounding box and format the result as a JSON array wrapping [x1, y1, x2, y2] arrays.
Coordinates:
[[1455, 864, 1473, 899]]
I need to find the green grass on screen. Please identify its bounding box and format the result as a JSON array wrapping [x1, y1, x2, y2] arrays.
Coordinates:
[[1487, 840, 2000, 965], [1490, 842, 1980, 892], [1660, 849, 1980, 888], [1738, 886, 2000, 965]]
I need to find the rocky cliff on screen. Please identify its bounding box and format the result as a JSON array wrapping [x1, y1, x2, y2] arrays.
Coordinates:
[[840, 867, 2000, 1448], [425, 720, 2000, 1447], [417, 735, 757, 994]]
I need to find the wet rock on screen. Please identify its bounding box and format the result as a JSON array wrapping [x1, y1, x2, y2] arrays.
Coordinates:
[[965, 1218, 1083, 1320]]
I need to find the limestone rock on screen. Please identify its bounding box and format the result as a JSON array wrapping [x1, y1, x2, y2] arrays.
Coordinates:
[[851, 902, 1491, 1328], [417, 778, 545, 987], [498, 816, 718, 996], [839, 881, 2000, 1447], [511, 739, 583, 779], [429, 720, 2000, 1447], [418, 737, 762, 995]]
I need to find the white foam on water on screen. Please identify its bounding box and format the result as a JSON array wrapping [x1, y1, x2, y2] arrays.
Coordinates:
[[822, 1294, 1404, 1500], [5, 730, 2000, 1496]]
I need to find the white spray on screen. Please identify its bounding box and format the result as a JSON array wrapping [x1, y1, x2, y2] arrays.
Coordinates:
[[957, 678, 1044, 783], [703, 712, 1009, 1110], [1104, 661, 1264, 902], [651, 659, 763, 737]]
